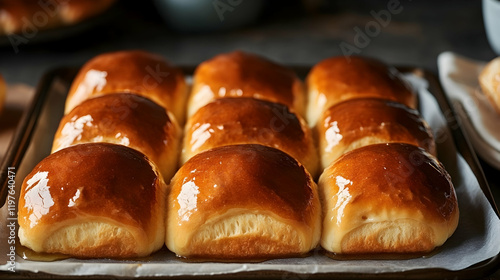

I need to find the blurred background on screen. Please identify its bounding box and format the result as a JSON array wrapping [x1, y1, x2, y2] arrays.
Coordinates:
[[0, 0, 496, 85]]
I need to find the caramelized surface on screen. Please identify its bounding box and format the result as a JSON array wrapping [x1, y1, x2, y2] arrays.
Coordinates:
[[317, 98, 435, 168], [189, 51, 304, 116], [324, 143, 456, 225], [66, 50, 186, 122], [18, 143, 159, 232], [53, 93, 180, 180], [318, 143, 459, 254], [308, 56, 415, 106], [167, 144, 321, 258], [307, 56, 416, 125], [172, 144, 315, 223], [55, 93, 175, 151], [183, 98, 318, 175]]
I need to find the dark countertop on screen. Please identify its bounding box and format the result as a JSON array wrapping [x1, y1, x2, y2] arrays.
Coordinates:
[[0, 0, 499, 278]]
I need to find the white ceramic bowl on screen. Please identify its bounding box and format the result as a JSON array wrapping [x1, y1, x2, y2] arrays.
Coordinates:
[[483, 0, 500, 55], [153, 0, 263, 32]]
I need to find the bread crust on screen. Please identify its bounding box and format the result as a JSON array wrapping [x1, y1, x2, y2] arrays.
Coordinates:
[[316, 98, 435, 169], [306, 56, 416, 126], [53, 93, 181, 182], [167, 144, 321, 259], [18, 143, 167, 258], [66, 50, 187, 124], [188, 51, 305, 118], [318, 143, 459, 254], [182, 97, 318, 177]]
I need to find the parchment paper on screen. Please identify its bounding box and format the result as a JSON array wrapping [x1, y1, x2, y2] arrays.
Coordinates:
[[0, 73, 499, 277]]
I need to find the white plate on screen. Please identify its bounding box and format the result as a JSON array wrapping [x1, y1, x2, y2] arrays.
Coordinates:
[[437, 51, 500, 169]]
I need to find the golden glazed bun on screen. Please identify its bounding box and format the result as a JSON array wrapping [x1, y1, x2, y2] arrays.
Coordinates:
[[318, 143, 459, 255], [182, 97, 319, 177], [479, 57, 500, 114], [0, 0, 115, 35], [306, 56, 417, 126], [18, 143, 167, 258], [52, 94, 181, 182], [166, 144, 321, 259], [317, 98, 435, 170], [66, 50, 187, 124], [187, 51, 305, 118]]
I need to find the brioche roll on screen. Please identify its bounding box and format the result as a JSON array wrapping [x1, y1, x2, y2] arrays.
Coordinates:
[[182, 97, 318, 176], [0, 0, 115, 35], [318, 143, 459, 255], [167, 144, 321, 259], [479, 56, 500, 114], [66, 50, 187, 124], [18, 143, 166, 258], [52, 94, 181, 182], [317, 98, 435, 170], [188, 51, 305, 117], [306, 56, 416, 126]]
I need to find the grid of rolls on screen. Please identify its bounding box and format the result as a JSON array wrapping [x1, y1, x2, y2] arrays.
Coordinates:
[[17, 50, 459, 260]]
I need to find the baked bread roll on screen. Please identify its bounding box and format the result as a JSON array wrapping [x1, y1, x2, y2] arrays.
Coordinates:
[[52, 93, 181, 182], [318, 143, 459, 255], [182, 97, 319, 177], [306, 56, 417, 126], [479, 56, 500, 114], [66, 50, 187, 124], [187, 51, 305, 117], [0, 0, 115, 35], [18, 143, 166, 258], [167, 144, 321, 259], [317, 98, 435, 170]]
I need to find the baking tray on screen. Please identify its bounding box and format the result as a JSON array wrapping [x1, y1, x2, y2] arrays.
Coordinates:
[[0, 66, 499, 279]]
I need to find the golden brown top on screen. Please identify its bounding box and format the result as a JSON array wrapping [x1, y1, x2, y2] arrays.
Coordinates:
[[318, 98, 435, 155], [170, 144, 317, 226], [183, 98, 316, 171], [18, 143, 160, 231], [66, 50, 185, 116], [53, 93, 178, 161], [307, 56, 416, 108], [321, 143, 457, 225], [191, 51, 304, 113]]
